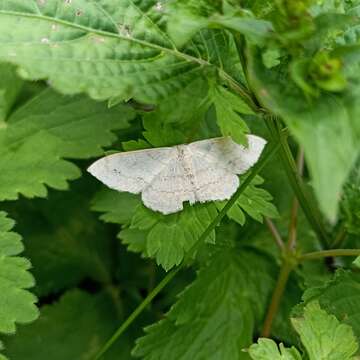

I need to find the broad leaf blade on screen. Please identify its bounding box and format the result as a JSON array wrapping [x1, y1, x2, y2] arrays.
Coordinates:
[[133, 249, 276, 360], [0, 0, 206, 103]]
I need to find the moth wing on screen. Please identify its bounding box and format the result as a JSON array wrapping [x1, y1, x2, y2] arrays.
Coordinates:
[[141, 158, 191, 215], [87, 147, 176, 194], [188, 135, 266, 175]]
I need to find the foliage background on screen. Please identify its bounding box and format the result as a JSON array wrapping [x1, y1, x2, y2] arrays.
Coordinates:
[[0, 0, 360, 359]]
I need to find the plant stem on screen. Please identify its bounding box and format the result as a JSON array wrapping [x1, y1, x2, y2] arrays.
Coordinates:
[[265, 116, 330, 247], [331, 224, 348, 248], [287, 147, 305, 250], [261, 259, 294, 337], [265, 218, 284, 249], [94, 142, 280, 360], [299, 249, 360, 261]]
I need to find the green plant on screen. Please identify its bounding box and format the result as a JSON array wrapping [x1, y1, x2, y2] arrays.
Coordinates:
[[0, 0, 360, 359]]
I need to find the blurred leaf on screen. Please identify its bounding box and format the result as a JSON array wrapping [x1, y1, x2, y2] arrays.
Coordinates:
[[0, 89, 134, 201], [0, 212, 38, 359], [133, 249, 276, 360], [5, 178, 115, 297], [247, 46, 360, 222], [0, 64, 23, 122], [3, 290, 133, 360]]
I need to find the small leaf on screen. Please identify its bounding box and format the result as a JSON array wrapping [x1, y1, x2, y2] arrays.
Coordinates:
[[211, 85, 252, 145], [291, 301, 358, 360], [249, 338, 302, 360]]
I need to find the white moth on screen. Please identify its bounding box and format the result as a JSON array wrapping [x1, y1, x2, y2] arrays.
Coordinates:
[[88, 135, 266, 215]]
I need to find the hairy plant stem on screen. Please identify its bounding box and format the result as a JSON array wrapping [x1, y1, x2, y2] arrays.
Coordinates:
[[94, 142, 280, 360], [265, 116, 330, 247]]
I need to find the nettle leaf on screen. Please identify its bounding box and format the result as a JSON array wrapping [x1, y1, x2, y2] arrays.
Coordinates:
[[0, 64, 23, 122], [130, 203, 218, 271], [92, 172, 277, 271], [133, 249, 276, 360], [0, 212, 38, 359], [3, 290, 132, 360], [216, 175, 278, 225], [292, 302, 358, 360], [0, 88, 133, 201], [0, 0, 209, 103], [247, 47, 360, 222], [249, 338, 302, 360], [211, 84, 253, 145], [250, 302, 359, 360], [298, 270, 360, 342]]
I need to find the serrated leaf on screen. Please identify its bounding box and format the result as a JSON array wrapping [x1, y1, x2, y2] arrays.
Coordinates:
[[211, 84, 252, 145], [0, 211, 38, 358], [298, 270, 360, 342], [0, 0, 209, 103], [291, 301, 358, 360], [133, 249, 276, 360], [249, 338, 302, 360], [216, 175, 278, 225], [3, 290, 133, 360], [0, 88, 133, 201], [247, 46, 360, 222], [91, 189, 140, 225], [130, 203, 218, 271], [0, 63, 23, 122]]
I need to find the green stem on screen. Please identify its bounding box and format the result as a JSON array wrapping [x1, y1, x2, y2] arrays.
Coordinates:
[[94, 141, 280, 360], [331, 224, 348, 248], [299, 249, 360, 261], [266, 116, 330, 247], [261, 259, 294, 337]]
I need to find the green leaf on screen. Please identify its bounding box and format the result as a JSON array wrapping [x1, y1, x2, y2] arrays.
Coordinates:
[[133, 249, 276, 360], [216, 175, 278, 225], [0, 63, 23, 122], [0, 0, 207, 103], [0, 211, 38, 358], [91, 189, 140, 226], [167, 1, 273, 47], [0, 88, 133, 201], [298, 270, 360, 342], [340, 162, 360, 235], [249, 338, 302, 360], [130, 203, 218, 271], [5, 178, 117, 297], [3, 290, 133, 360], [247, 46, 360, 221], [291, 301, 359, 360], [211, 84, 252, 145]]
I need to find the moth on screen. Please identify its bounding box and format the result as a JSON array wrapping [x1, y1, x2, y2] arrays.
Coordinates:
[[88, 135, 266, 215]]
